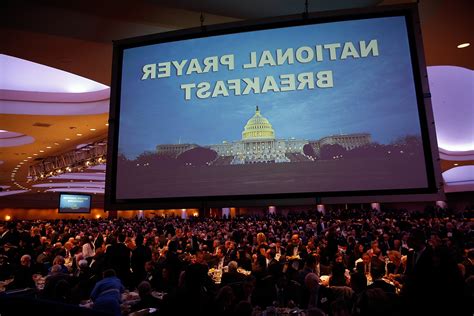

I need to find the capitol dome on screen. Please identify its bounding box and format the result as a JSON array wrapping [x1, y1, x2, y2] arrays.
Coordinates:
[[242, 106, 275, 140]]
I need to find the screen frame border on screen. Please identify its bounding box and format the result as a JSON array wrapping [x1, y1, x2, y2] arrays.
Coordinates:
[[106, 3, 443, 210], [58, 192, 93, 214]]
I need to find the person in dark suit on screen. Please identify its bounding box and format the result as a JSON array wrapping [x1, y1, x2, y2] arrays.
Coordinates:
[[7, 254, 35, 289], [130, 281, 161, 313], [274, 239, 286, 262], [41, 264, 73, 301], [0, 223, 20, 246], [303, 273, 333, 314], [402, 229, 438, 315], [298, 254, 318, 285], [462, 249, 474, 280], [0, 254, 12, 281], [379, 233, 393, 256], [221, 261, 246, 286], [105, 233, 131, 287], [356, 254, 372, 275], [93, 230, 104, 250], [367, 266, 396, 294], [265, 247, 281, 277], [131, 234, 152, 286], [286, 234, 307, 260]]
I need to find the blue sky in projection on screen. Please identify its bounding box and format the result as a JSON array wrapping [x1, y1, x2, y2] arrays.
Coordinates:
[[118, 16, 421, 159]]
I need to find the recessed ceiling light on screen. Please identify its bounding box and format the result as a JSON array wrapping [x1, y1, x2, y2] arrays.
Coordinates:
[[19, 162, 24, 165], [23, 159, 27, 161], [105, 123, 109, 126], [77, 133, 83, 136], [46, 146, 52, 149], [454, 163, 459, 166], [27, 156, 32, 159], [54, 143, 60, 146], [90, 128, 96, 131], [39, 150, 44, 153], [457, 42, 470, 48], [33, 153, 38, 156], [65, 138, 71, 140]]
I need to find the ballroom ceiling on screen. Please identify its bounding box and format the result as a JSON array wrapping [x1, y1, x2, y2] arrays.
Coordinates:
[[0, 0, 472, 206]]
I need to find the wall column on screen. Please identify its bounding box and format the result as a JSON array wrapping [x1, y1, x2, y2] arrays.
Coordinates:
[[268, 206, 276, 215], [317, 204, 325, 215], [370, 202, 381, 211], [222, 207, 230, 218], [436, 200, 447, 209]]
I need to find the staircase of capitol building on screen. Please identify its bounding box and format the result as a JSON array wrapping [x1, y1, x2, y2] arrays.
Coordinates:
[[285, 152, 312, 162], [210, 156, 234, 166]]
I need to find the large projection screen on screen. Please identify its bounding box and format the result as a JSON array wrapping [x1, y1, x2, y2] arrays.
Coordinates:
[[106, 5, 441, 209]]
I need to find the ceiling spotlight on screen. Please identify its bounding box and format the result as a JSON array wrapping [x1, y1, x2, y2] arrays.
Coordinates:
[[54, 143, 60, 146], [65, 138, 71, 141], [77, 133, 83, 136], [33, 153, 38, 156], [19, 162, 24, 165], [454, 163, 459, 166], [39, 150, 44, 153], [27, 156, 32, 159], [90, 128, 96, 131], [457, 42, 470, 48], [46, 146, 52, 149], [105, 123, 109, 126]]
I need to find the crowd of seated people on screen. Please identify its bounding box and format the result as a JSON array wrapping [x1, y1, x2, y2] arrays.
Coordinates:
[[0, 206, 472, 316]]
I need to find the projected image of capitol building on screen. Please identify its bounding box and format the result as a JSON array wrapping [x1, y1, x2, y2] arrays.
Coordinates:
[[156, 106, 371, 165]]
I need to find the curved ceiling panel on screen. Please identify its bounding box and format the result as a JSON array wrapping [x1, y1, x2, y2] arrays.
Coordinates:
[[0, 133, 35, 147], [88, 164, 106, 171], [0, 99, 109, 115], [443, 165, 474, 184], [0, 131, 23, 139], [442, 165, 474, 193], [33, 182, 105, 188], [0, 190, 29, 197], [158, 0, 381, 19], [49, 173, 105, 181], [429, 66, 474, 152], [438, 148, 474, 161], [0, 88, 110, 103], [45, 187, 104, 194], [0, 54, 108, 93]]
